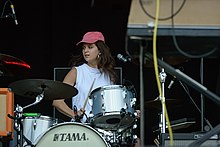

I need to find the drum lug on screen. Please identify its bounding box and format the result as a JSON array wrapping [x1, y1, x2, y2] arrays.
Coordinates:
[[33, 120, 37, 130], [122, 90, 127, 99], [102, 103, 105, 111], [130, 97, 136, 108], [89, 111, 94, 118], [120, 108, 126, 118]]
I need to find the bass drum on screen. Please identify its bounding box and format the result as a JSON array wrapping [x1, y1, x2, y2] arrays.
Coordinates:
[[35, 122, 110, 147]]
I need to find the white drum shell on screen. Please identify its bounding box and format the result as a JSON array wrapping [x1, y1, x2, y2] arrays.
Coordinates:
[[22, 115, 57, 144], [90, 85, 135, 130]]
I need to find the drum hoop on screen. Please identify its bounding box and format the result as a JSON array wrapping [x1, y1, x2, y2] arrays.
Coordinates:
[[24, 115, 57, 121], [90, 85, 125, 95], [102, 85, 124, 90]]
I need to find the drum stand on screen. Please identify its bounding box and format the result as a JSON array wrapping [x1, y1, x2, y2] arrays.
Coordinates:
[[159, 68, 167, 134], [9, 93, 44, 147]]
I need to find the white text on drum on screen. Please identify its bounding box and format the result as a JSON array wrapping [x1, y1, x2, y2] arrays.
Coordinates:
[[53, 132, 88, 142]]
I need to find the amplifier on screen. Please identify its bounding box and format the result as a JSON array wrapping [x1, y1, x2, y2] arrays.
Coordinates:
[[53, 67, 123, 84], [0, 88, 14, 140], [161, 133, 220, 147]]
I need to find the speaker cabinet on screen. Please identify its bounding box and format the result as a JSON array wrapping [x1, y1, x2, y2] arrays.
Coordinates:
[[161, 133, 220, 147], [128, 0, 220, 26], [0, 88, 14, 140]]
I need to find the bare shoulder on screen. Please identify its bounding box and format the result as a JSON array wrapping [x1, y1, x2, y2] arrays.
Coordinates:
[[69, 67, 77, 74], [63, 67, 77, 86]]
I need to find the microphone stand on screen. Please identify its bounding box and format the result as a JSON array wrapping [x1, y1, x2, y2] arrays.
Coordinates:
[[159, 67, 167, 134], [144, 52, 220, 146], [144, 52, 220, 106]]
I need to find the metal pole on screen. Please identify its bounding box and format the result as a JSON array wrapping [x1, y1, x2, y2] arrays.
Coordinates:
[[200, 58, 204, 132], [139, 41, 145, 147]]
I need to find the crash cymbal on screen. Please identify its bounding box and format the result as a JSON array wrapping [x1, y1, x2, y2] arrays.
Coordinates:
[[0, 53, 31, 76], [144, 98, 180, 109], [9, 79, 78, 100]]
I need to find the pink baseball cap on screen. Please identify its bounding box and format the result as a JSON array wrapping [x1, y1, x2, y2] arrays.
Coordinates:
[[76, 31, 105, 46]]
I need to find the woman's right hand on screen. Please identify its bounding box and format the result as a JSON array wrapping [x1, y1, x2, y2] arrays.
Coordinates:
[[77, 108, 85, 118]]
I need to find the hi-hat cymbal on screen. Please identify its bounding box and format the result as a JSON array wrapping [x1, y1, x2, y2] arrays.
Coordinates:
[[144, 98, 180, 109], [0, 53, 31, 76], [9, 79, 78, 100]]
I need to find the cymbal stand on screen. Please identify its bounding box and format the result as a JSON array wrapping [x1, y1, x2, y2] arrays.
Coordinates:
[[11, 105, 34, 147], [159, 68, 167, 134], [14, 104, 24, 147], [23, 92, 44, 109], [13, 92, 44, 146]]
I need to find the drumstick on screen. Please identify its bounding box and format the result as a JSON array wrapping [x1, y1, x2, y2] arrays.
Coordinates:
[[83, 78, 96, 109]]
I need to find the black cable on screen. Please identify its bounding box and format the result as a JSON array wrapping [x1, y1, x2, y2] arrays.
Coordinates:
[[170, 0, 218, 58], [139, 0, 186, 21], [0, 0, 10, 18], [0, 0, 15, 19], [179, 80, 213, 130]]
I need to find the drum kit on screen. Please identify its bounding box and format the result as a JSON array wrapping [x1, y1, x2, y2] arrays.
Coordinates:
[[1, 54, 138, 147], [8, 80, 138, 147]]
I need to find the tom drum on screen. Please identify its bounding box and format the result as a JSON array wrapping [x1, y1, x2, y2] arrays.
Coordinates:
[[89, 85, 136, 130], [22, 115, 58, 145]]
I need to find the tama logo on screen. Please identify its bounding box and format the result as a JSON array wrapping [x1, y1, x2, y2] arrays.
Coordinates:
[[53, 132, 87, 141]]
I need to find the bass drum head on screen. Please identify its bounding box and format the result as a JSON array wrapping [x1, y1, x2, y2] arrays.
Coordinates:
[[35, 122, 109, 147]]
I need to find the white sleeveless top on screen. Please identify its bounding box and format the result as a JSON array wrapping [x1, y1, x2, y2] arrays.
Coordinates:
[[72, 63, 113, 122]]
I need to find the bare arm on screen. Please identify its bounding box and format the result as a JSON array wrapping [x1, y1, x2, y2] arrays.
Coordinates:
[[52, 67, 77, 119]]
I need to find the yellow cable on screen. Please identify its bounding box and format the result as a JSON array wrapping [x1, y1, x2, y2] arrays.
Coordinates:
[[152, 0, 173, 146], [153, 0, 161, 97]]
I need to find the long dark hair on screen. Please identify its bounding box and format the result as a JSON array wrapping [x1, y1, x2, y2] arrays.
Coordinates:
[[69, 41, 118, 83]]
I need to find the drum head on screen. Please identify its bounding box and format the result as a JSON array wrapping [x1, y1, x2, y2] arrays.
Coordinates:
[[91, 113, 135, 131], [35, 122, 109, 147]]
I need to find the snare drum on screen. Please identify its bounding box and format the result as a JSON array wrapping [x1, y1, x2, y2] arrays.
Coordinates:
[[34, 122, 109, 147], [89, 85, 136, 130], [22, 115, 58, 145]]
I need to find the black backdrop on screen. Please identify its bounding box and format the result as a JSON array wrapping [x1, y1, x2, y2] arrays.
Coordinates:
[[1, 0, 220, 145]]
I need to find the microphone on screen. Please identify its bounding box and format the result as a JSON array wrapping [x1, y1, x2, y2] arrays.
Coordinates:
[[117, 54, 131, 63], [168, 67, 184, 89], [10, 3, 18, 25], [168, 76, 176, 89]]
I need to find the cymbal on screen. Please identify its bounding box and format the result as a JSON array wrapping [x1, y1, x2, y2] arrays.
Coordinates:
[[9, 79, 78, 100], [0, 53, 31, 76], [144, 98, 180, 109]]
